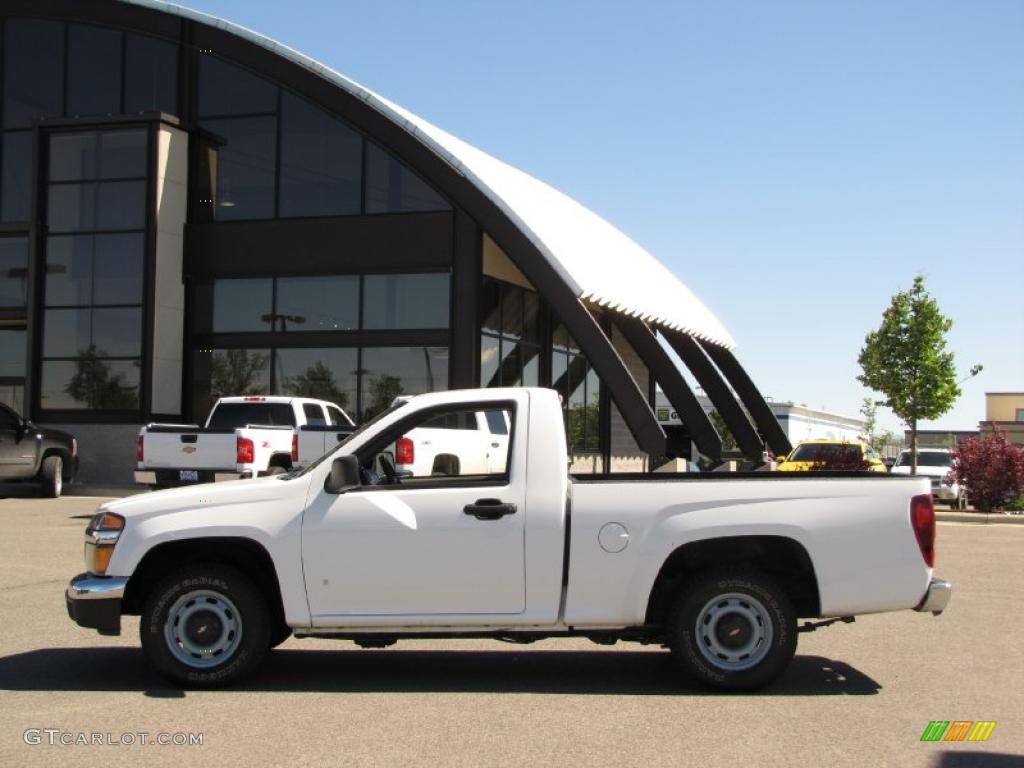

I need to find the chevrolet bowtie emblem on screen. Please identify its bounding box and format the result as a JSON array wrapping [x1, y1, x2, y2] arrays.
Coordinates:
[[182, 446, 197, 454]]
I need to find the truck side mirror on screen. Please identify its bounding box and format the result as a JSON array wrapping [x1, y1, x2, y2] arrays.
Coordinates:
[[325, 455, 361, 494]]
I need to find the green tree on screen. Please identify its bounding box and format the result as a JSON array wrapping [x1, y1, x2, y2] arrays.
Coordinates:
[[859, 397, 898, 455], [285, 361, 349, 409], [210, 350, 269, 398], [65, 345, 139, 409], [857, 276, 960, 474], [362, 374, 404, 421]]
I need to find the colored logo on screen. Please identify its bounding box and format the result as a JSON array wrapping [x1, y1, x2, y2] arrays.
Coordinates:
[[920, 721, 996, 742], [181, 446, 197, 454]]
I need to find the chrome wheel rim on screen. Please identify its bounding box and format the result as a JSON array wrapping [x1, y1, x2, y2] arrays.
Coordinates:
[[695, 592, 773, 672], [163, 589, 243, 669]]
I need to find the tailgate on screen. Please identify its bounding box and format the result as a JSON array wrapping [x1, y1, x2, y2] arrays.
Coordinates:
[[140, 430, 236, 470]]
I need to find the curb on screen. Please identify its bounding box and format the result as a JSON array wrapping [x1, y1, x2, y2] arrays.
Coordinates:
[[936, 510, 1024, 525]]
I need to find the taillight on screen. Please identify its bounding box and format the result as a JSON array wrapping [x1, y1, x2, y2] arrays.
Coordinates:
[[237, 436, 255, 464], [910, 493, 935, 567], [291, 434, 299, 463], [136, 435, 144, 463], [396, 436, 414, 465]]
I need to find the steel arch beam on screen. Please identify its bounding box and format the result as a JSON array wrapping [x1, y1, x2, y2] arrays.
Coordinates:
[[661, 328, 764, 463], [697, 341, 792, 457], [613, 315, 722, 462]]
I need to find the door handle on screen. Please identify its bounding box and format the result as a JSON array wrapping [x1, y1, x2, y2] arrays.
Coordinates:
[[490, 441, 500, 448], [463, 498, 517, 521]]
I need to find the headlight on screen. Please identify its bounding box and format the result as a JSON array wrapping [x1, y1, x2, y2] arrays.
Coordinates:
[[84, 511, 125, 576]]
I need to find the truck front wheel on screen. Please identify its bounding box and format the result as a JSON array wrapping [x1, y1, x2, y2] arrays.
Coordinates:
[[667, 567, 797, 691], [141, 564, 271, 688], [39, 455, 63, 498]]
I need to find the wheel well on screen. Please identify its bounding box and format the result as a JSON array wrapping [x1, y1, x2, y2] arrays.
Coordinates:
[[122, 538, 286, 631], [268, 453, 292, 469], [645, 535, 821, 625]]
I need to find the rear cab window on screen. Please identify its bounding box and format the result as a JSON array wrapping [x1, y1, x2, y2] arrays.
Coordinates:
[[207, 402, 296, 429]]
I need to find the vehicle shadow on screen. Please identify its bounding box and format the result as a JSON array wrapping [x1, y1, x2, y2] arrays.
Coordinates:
[[0, 647, 881, 698], [933, 754, 1024, 768], [0, 485, 42, 499]]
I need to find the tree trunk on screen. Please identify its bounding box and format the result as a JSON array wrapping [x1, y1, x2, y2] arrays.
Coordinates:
[[910, 419, 918, 476]]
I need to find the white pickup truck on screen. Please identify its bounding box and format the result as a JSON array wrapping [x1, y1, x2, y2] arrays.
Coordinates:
[[68, 387, 950, 691], [134, 396, 354, 488]]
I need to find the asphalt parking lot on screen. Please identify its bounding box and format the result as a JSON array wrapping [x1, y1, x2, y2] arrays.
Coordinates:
[[0, 491, 1021, 768]]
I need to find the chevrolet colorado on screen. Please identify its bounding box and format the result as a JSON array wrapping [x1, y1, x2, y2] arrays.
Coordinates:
[[67, 387, 950, 690]]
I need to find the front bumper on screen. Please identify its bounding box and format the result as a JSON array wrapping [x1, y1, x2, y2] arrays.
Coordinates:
[[65, 573, 127, 635], [914, 577, 952, 616]]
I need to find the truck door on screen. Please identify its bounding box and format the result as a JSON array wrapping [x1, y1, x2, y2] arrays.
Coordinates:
[[297, 403, 328, 462], [302, 396, 527, 621], [0, 404, 34, 479]]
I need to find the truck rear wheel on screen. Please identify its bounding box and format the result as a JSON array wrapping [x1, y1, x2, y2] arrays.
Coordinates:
[[141, 564, 271, 688], [39, 455, 63, 498], [667, 567, 797, 691]]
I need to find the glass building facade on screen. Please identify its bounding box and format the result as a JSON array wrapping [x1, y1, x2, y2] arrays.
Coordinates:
[[0, 3, 632, 482]]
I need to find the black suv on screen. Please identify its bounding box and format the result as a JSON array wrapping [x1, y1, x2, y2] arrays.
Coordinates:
[[0, 404, 77, 497]]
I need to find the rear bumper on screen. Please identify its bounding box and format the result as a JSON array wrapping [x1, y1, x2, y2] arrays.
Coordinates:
[[65, 573, 127, 635], [134, 469, 245, 485], [915, 577, 952, 615]]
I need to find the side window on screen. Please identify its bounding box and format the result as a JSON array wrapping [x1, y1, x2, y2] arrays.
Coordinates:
[[421, 411, 478, 430], [0, 404, 20, 428], [361, 404, 514, 486], [484, 409, 508, 435], [302, 403, 326, 426], [325, 405, 351, 426]]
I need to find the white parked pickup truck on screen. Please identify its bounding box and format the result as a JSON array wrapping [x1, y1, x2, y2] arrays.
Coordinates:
[[134, 396, 354, 488], [69, 388, 950, 690]]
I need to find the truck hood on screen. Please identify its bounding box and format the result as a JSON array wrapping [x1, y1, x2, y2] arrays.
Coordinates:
[[100, 475, 306, 522]]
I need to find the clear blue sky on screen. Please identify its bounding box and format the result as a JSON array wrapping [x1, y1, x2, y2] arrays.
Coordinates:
[[187, 0, 1023, 432]]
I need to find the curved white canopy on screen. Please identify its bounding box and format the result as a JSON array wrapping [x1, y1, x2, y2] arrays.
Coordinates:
[[125, 0, 736, 349]]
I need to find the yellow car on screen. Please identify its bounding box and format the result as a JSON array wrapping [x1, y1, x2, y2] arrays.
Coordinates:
[[776, 440, 888, 472]]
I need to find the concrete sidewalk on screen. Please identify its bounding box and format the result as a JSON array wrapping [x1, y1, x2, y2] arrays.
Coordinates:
[[936, 509, 1024, 524]]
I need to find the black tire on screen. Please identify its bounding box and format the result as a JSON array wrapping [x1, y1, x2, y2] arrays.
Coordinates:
[[265, 464, 288, 476], [140, 564, 271, 688], [39, 455, 63, 498], [667, 567, 797, 691]]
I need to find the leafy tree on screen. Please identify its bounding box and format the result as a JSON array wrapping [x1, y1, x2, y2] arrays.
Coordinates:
[[285, 361, 349, 408], [857, 276, 960, 475], [362, 374, 404, 421], [65, 345, 139, 409], [949, 431, 1024, 512], [859, 397, 898, 455], [210, 350, 268, 398]]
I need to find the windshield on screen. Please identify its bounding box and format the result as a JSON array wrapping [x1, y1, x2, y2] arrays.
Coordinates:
[[789, 443, 862, 463], [894, 451, 952, 468], [208, 402, 295, 429], [291, 402, 407, 478]]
